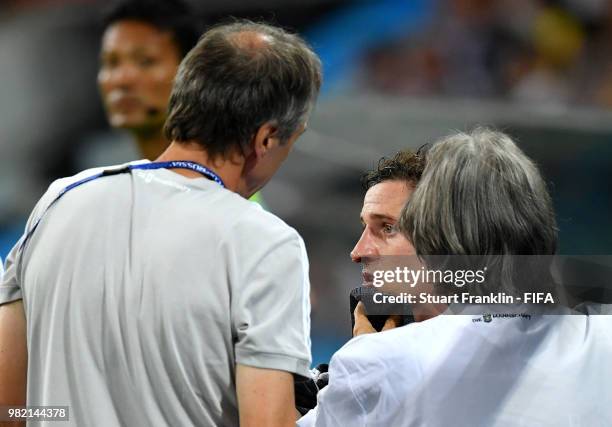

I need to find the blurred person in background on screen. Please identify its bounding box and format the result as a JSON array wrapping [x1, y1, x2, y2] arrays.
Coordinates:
[[97, 0, 268, 204], [0, 20, 322, 426], [98, 0, 202, 161], [299, 128, 612, 426]]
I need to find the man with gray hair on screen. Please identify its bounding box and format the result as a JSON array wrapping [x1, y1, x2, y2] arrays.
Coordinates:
[[299, 128, 612, 426], [0, 21, 321, 426]]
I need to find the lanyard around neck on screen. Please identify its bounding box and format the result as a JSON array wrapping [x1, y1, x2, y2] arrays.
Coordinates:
[[20, 161, 225, 251]]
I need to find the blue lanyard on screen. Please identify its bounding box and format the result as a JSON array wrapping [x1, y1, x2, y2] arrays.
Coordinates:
[[129, 161, 225, 187], [20, 161, 224, 251]]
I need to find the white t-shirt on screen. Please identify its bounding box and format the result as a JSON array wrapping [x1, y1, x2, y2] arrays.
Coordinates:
[[0, 161, 311, 426], [299, 304, 612, 427]]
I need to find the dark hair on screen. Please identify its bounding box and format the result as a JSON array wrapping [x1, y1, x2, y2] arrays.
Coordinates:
[[102, 0, 203, 57], [361, 149, 425, 191], [163, 20, 322, 158]]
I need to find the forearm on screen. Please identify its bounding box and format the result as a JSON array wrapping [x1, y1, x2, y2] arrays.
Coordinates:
[[0, 300, 27, 405]]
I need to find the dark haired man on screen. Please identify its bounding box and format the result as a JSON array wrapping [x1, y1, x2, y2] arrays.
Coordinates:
[[295, 150, 426, 415], [350, 150, 427, 333], [0, 21, 322, 426], [98, 0, 202, 160]]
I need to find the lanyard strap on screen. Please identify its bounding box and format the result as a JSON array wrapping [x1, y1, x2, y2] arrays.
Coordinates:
[[20, 161, 224, 251], [125, 161, 225, 187]]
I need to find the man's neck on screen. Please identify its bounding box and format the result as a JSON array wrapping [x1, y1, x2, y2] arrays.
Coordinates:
[[155, 141, 243, 192], [135, 132, 169, 162]]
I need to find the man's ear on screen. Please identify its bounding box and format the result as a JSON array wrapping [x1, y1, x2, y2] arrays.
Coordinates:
[[241, 122, 280, 175], [252, 122, 280, 160]]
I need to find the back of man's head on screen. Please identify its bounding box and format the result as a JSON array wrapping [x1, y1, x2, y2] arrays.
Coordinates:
[[164, 20, 323, 158], [102, 0, 202, 57], [400, 127, 558, 256]]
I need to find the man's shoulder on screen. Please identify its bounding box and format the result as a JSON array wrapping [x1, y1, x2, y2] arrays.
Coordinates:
[[45, 160, 148, 196], [46, 162, 301, 240], [27, 162, 135, 223], [333, 315, 473, 369], [331, 325, 415, 373], [325, 324, 439, 401], [224, 198, 302, 244]]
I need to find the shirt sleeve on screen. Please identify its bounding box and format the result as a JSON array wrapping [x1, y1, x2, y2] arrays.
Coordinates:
[[229, 210, 312, 378], [0, 241, 24, 305], [0, 179, 64, 306]]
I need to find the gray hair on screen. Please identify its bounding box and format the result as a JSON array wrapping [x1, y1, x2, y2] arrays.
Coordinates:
[[164, 20, 322, 157], [400, 128, 558, 256]]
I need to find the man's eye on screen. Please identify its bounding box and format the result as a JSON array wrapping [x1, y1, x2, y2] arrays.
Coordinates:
[[136, 57, 156, 67], [383, 224, 396, 234], [101, 56, 118, 69]]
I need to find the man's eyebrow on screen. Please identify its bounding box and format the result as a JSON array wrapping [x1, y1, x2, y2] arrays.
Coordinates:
[[131, 47, 155, 56], [363, 213, 398, 222]]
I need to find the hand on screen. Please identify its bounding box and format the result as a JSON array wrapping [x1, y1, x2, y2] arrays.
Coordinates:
[[353, 301, 402, 336], [294, 364, 329, 416]]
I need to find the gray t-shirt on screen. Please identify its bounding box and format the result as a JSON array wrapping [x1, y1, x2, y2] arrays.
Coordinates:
[[0, 161, 311, 426]]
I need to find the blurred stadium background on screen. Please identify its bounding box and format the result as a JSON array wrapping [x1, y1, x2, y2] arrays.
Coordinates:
[[1, 0, 611, 364]]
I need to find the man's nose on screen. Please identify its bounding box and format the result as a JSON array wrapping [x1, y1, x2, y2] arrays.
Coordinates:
[[350, 230, 378, 263], [108, 63, 139, 87]]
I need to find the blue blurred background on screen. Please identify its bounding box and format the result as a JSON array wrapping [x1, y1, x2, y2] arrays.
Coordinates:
[[1, 0, 611, 365]]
